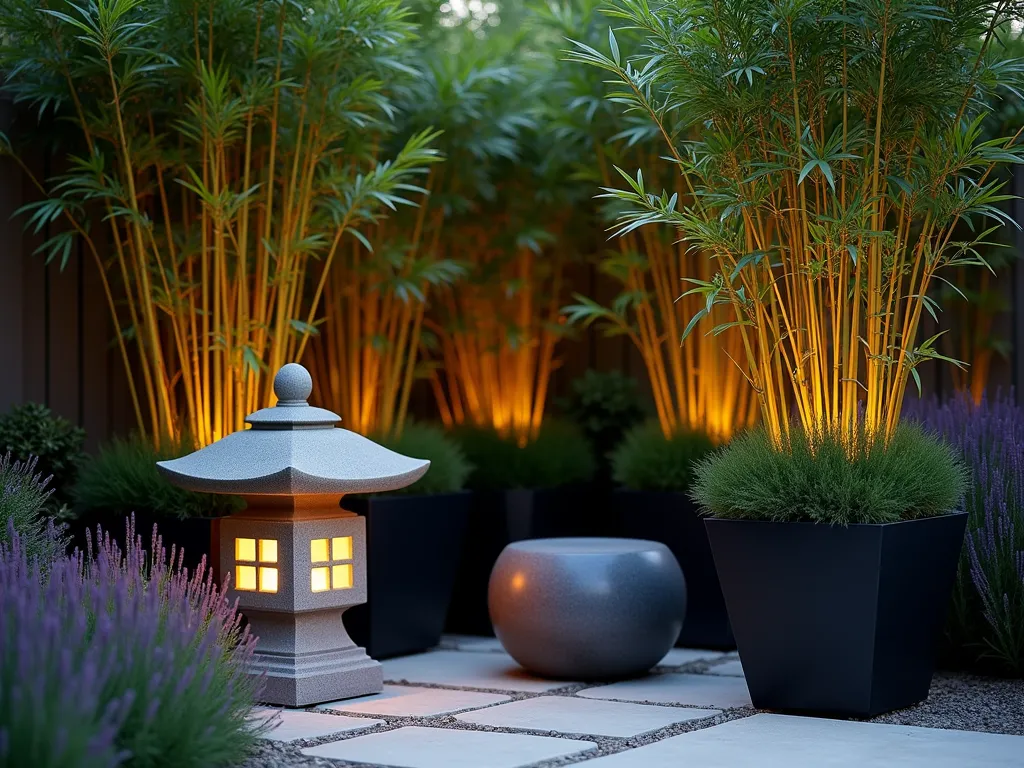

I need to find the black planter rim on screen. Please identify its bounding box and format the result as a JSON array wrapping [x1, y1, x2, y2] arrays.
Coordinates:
[[705, 511, 966, 530], [369, 489, 473, 501]]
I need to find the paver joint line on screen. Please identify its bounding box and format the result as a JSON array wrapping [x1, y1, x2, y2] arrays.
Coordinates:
[[246, 647, 1024, 768]]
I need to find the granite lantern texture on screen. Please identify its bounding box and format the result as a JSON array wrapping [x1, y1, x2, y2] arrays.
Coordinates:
[[156, 363, 429, 707]]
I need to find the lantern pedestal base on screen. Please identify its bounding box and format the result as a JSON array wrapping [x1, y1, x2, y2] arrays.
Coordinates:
[[247, 608, 383, 707], [253, 646, 383, 707]]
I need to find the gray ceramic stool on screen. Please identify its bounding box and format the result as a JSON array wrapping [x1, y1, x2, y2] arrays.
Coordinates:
[[488, 538, 687, 680]]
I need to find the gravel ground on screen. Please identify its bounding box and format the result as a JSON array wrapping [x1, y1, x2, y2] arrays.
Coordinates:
[[236, 667, 1024, 767], [871, 672, 1024, 735], [237, 704, 751, 768]]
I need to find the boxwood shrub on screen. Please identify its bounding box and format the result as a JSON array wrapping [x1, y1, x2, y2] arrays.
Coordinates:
[[611, 422, 716, 492], [454, 420, 596, 491], [73, 435, 242, 521], [371, 422, 471, 496]]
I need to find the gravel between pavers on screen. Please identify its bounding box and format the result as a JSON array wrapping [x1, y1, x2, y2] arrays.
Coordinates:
[[236, 667, 1023, 767], [871, 672, 1024, 736]]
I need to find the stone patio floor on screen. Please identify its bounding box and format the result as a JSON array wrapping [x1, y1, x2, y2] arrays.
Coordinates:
[[247, 635, 1024, 767]]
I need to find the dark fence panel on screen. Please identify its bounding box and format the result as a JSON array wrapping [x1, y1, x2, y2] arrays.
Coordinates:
[[0, 139, 126, 452]]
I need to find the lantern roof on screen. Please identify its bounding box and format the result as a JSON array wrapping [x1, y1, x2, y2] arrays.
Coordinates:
[[156, 363, 430, 495]]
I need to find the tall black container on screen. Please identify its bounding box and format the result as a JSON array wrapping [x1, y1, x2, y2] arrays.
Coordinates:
[[445, 485, 604, 636], [344, 492, 470, 658], [706, 513, 968, 717], [616, 489, 734, 649]]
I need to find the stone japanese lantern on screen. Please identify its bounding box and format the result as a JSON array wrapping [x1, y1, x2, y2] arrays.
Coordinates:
[[156, 363, 429, 707]]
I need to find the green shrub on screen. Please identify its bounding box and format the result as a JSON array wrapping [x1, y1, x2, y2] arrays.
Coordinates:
[[691, 423, 966, 525], [372, 423, 472, 496], [455, 420, 596, 491], [0, 452, 67, 564], [73, 435, 242, 520], [559, 371, 647, 466], [0, 403, 85, 507], [612, 422, 715, 492]]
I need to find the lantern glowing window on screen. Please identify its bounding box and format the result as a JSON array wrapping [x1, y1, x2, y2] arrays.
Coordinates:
[[310, 536, 354, 592], [311, 566, 330, 593], [311, 538, 330, 563], [236, 538, 256, 562], [259, 539, 278, 563], [234, 537, 279, 593], [236, 565, 257, 591], [332, 536, 352, 560]]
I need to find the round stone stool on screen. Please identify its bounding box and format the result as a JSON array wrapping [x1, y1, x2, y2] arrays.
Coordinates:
[[488, 538, 687, 680]]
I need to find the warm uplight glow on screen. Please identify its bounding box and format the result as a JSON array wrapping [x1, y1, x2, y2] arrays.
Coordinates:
[[307, 179, 436, 440], [311, 539, 330, 563], [564, 173, 755, 443], [259, 567, 279, 593], [332, 564, 354, 589], [429, 230, 565, 446], [259, 539, 278, 563], [332, 536, 352, 561], [236, 538, 256, 562], [511, 572, 526, 592], [949, 269, 998, 406], [237, 565, 257, 591], [311, 567, 330, 593]]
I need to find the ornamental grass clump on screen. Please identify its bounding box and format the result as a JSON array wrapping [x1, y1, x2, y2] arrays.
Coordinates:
[[691, 424, 965, 525], [0, 519, 270, 768], [910, 394, 1024, 676], [568, 0, 1024, 446]]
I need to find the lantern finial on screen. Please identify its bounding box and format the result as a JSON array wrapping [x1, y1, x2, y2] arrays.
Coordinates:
[[274, 362, 313, 404]]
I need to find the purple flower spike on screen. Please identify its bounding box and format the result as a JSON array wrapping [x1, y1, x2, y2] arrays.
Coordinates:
[[908, 392, 1024, 674], [0, 514, 269, 766]]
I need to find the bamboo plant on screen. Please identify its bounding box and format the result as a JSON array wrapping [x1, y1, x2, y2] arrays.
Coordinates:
[[304, 33, 535, 439], [569, 0, 1024, 446], [544, 0, 755, 442], [941, 55, 1024, 404], [0, 0, 438, 447], [412, 30, 587, 447], [306, 187, 464, 439], [942, 265, 1011, 403]]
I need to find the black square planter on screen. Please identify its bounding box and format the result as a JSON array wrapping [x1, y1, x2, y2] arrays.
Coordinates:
[[445, 485, 600, 636], [705, 513, 968, 717], [616, 490, 733, 649], [342, 492, 470, 659]]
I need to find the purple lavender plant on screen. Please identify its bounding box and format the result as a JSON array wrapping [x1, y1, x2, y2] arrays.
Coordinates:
[[909, 393, 1024, 676], [0, 517, 273, 767], [0, 451, 67, 564], [0, 528, 130, 768]]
